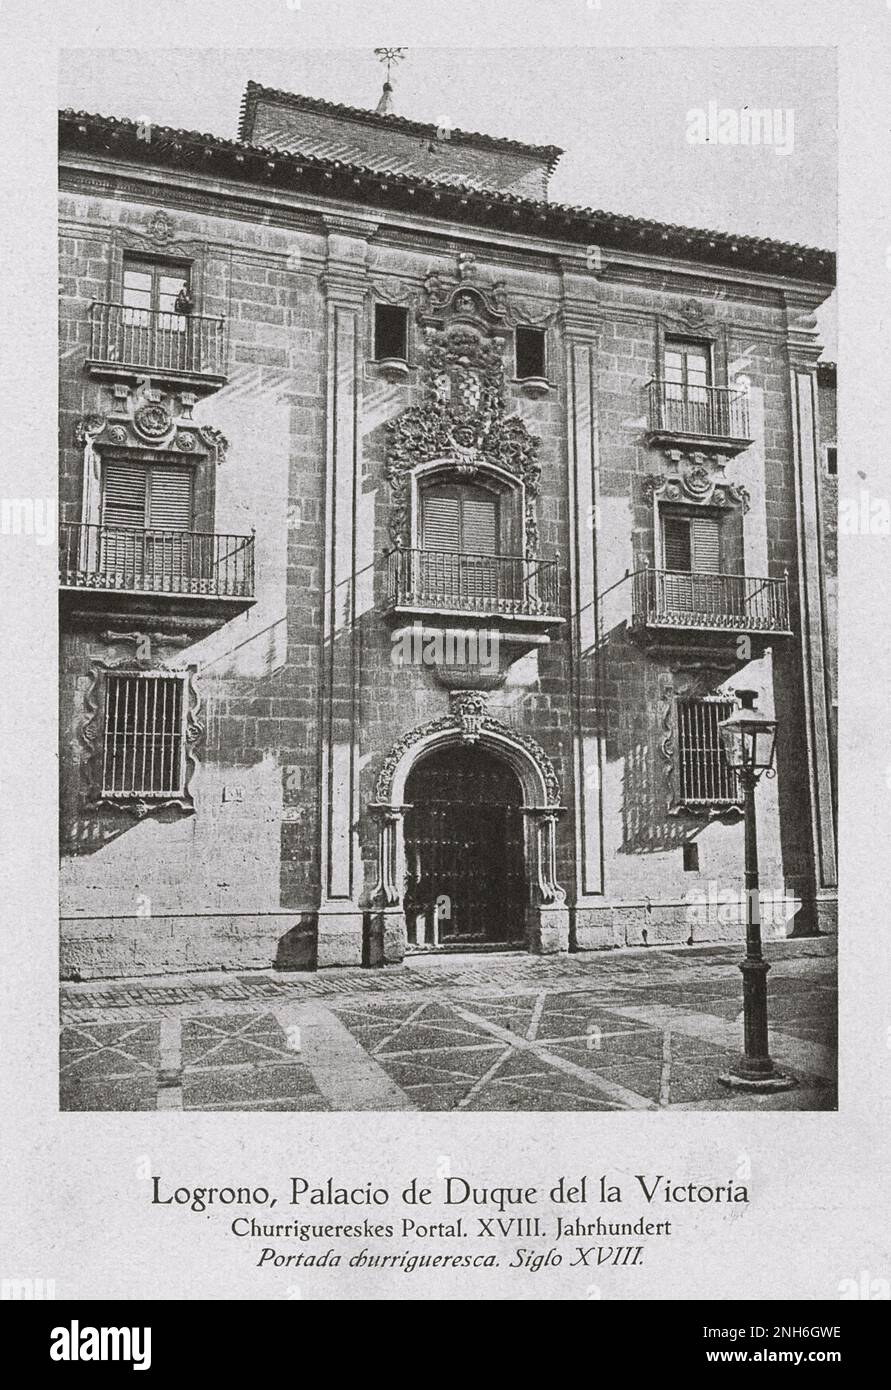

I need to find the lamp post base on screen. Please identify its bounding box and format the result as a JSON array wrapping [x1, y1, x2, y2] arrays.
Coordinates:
[[718, 1068, 796, 1093]]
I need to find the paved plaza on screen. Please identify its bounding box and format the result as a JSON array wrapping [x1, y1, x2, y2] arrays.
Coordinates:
[[60, 937, 836, 1113]]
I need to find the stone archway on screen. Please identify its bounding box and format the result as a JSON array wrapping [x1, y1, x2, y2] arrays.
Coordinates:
[[368, 693, 568, 964]]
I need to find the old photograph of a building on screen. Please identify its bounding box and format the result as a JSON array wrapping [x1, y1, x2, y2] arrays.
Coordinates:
[[58, 48, 837, 1112]]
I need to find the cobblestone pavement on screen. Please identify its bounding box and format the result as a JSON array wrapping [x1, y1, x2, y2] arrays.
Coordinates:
[[60, 938, 836, 1113]]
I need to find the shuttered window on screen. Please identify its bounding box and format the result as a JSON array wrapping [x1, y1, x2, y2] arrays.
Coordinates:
[[661, 512, 721, 573], [102, 463, 146, 529], [418, 484, 503, 604], [102, 672, 186, 798], [663, 515, 692, 571], [100, 461, 194, 587], [677, 698, 738, 805], [461, 497, 498, 555], [421, 486, 499, 554], [421, 493, 461, 551], [147, 467, 193, 530], [102, 461, 193, 531], [691, 516, 721, 572]]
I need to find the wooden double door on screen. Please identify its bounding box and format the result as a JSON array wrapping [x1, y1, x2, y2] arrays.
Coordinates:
[[403, 746, 526, 948]]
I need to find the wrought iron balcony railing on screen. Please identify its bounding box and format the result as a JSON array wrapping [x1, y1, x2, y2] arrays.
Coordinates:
[[632, 568, 790, 634], [384, 549, 560, 618], [645, 380, 751, 443], [88, 303, 227, 381], [59, 523, 254, 599]]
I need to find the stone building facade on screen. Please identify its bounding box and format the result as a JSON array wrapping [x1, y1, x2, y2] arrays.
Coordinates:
[[58, 85, 837, 978]]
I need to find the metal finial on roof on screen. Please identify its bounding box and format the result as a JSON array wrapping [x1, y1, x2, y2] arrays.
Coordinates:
[[373, 47, 406, 115]]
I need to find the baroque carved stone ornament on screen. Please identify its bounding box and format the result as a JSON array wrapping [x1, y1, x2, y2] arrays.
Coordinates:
[[679, 297, 709, 327], [374, 705, 562, 807], [133, 402, 173, 440], [385, 309, 543, 553], [147, 209, 175, 243], [198, 425, 229, 461], [643, 451, 749, 513], [73, 391, 225, 463], [74, 413, 106, 445], [418, 254, 509, 324], [449, 689, 489, 742]]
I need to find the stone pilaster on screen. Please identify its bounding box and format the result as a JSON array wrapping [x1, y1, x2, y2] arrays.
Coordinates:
[[316, 217, 377, 966], [367, 805, 409, 965], [524, 807, 569, 953], [560, 258, 605, 942], [784, 290, 837, 908]]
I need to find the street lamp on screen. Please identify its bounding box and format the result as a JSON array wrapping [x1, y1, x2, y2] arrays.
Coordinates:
[[717, 689, 795, 1093]]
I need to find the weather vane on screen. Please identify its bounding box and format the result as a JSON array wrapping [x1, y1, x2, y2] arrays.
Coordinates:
[[374, 47, 407, 85]]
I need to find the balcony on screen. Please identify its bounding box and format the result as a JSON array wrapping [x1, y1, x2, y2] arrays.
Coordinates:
[[59, 523, 255, 629], [87, 304, 227, 395], [632, 568, 791, 648], [382, 549, 562, 631], [644, 380, 752, 454]]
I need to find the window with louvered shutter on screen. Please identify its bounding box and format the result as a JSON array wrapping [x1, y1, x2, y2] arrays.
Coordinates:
[[661, 512, 722, 573], [461, 496, 497, 555], [102, 462, 147, 528], [422, 494, 461, 551], [102, 462, 193, 531], [691, 516, 721, 573], [101, 461, 194, 586], [420, 484, 503, 604], [147, 467, 193, 531], [663, 515, 692, 572]]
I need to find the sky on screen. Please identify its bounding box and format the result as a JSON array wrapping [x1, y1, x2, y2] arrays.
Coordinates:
[[59, 46, 836, 346]]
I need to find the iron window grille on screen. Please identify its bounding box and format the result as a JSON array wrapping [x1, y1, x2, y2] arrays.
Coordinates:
[[101, 671, 187, 799], [676, 696, 739, 806]]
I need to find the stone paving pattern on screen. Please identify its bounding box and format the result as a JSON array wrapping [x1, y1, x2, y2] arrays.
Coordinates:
[[60, 938, 837, 1113]]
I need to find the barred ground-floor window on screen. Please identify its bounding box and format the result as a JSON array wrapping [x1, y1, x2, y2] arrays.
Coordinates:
[[101, 670, 187, 799], [676, 696, 738, 807]]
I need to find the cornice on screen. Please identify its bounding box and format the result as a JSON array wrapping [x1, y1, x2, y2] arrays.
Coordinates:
[[59, 154, 835, 302], [59, 110, 835, 288]]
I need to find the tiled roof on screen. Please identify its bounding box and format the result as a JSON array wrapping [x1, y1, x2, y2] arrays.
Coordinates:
[[238, 81, 565, 172], [58, 108, 836, 286]]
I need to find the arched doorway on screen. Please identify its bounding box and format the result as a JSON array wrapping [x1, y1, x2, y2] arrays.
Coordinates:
[[403, 744, 526, 949]]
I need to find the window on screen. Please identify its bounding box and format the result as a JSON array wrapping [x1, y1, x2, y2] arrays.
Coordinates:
[[677, 698, 738, 805], [101, 459, 195, 587], [418, 481, 505, 604], [421, 483, 499, 554], [664, 338, 712, 395], [683, 842, 700, 872], [122, 256, 190, 326], [102, 460, 193, 531], [101, 671, 186, 798], [374, 303, 408, 362], [662, 512, 722, 574], [515, 326, 546, 380], [825, 445, 837, 476], [662, 338, 713, 433]]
